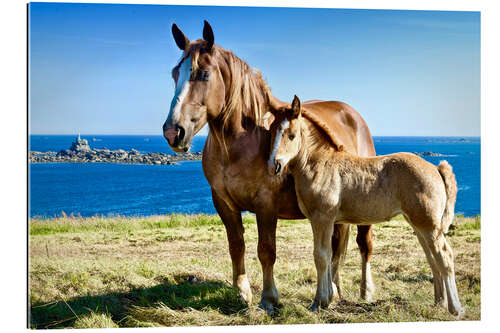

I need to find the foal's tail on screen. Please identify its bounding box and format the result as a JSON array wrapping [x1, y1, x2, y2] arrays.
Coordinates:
[[437, 160, 458, 233]]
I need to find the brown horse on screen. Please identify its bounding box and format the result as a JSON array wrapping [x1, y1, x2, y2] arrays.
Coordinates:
[[267, 96, 463, 316], [162, 21, 377, 312]]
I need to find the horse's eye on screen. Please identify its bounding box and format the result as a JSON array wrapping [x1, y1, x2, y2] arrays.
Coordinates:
[[288, 134, 295, 140]]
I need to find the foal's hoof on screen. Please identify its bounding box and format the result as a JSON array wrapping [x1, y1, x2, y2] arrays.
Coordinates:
[[258, 299, 276, 315], [452, 306, 466, 319]]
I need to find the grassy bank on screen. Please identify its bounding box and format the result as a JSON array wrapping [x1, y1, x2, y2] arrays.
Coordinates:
[[29, 214, 480, 328]]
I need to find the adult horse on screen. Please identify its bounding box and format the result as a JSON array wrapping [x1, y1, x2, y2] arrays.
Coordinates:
[[162, 21, 376, 312]]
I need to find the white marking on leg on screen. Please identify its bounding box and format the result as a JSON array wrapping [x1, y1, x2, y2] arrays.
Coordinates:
[[167, 56, 192, 124], [445, 275, 463, 316], [362, 262, 375, 302]]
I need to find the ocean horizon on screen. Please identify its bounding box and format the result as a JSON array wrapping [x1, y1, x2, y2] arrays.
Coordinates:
[[29, 135, 481, 218]]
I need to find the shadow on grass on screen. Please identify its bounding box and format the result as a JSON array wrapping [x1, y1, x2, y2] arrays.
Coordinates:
[[30, 274, 247, 329], [388, 272, 434, 283]]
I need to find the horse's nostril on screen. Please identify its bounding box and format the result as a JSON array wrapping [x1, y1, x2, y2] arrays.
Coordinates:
[[177, 125, 186, 141], [275, 162, 281, 174]]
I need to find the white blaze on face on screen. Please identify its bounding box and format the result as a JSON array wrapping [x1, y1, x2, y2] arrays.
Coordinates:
[[167, 56, 192, 124], [269, 119, 289, 167]]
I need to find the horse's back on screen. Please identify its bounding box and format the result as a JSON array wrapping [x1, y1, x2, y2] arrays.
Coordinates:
[[302, 100, 376, 157]]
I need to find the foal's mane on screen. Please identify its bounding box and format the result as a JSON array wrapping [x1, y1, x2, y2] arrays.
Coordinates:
[[298, 114, 345, 162], [301, 110, 344, 152]]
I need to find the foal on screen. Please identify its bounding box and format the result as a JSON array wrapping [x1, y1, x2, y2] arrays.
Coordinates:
[[267, 96, 463, 316]]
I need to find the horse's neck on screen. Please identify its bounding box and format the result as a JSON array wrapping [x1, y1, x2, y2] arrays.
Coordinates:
[[293, 126, 381, 195], [292, 120, 365, 185]]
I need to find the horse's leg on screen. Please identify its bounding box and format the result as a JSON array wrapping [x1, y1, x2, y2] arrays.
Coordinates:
[[356, 225, 375, 302], [310, 219, 335, 311], [330, 223, 350, 300], [418, 227, 464, 317], [212, 191, 252, 304], [411, 226, 447, 307], [255, 212, 279, 314]]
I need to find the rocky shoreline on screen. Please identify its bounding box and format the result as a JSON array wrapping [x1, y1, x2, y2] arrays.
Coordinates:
[[29, 135, 453, 165], [29, 135, 202, 165]]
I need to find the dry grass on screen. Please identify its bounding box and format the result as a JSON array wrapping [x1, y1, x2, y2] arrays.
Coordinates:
[[29, 214, 480, 328]]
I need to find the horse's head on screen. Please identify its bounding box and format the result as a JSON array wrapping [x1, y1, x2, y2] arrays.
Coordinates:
[[163, 21, 225, 152], [267, 95, 303, 175]]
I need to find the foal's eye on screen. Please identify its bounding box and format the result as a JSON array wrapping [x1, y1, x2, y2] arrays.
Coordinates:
[[288, 134, 295, 140]]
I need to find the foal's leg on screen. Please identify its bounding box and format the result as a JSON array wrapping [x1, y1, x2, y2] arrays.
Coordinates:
[[212, 191, 252, 304], [356, 225, 375, 302], [331, 223, 350, 299], [419, 228, 464, 317], [412, 227, 447, 307], [256, 212, 279, 314], [311, 219, 335, 311]]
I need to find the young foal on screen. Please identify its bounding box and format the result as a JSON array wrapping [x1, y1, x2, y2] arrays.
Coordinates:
[[267, 96, 463, 316]]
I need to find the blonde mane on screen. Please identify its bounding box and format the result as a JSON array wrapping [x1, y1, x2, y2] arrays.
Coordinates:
[[292, 115, 344, 172], [216, 47, 272, 128], [301, 110, 344, 152], [189, 43, 275, 156]]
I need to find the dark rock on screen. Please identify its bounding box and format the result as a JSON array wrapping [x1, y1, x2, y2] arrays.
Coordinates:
[[29, 135, 203, 165], [416, 151, 445, 157]]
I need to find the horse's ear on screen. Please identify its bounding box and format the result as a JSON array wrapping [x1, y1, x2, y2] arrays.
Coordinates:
[[203, 20, 214, 51], [291, 95, 301, 118], [172, 23, 189, 51]]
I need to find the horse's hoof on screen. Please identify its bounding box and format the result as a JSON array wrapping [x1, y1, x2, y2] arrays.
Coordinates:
[[331, 283, 340, 301], [258, 300, 275, 315], [236, 276, 252, 304], [239, 289, 252, 304], [308, 301, 320, 312], [361, 295, 373, 303]]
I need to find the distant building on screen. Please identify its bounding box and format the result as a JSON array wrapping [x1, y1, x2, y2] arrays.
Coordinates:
[[69, 134, 91, 152]]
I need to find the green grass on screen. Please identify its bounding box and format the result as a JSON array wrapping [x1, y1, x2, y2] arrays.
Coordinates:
[[29, 214, 480, 328]]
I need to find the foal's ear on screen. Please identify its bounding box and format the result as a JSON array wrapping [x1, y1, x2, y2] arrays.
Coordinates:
[[203, 20, 214, 51], [172, 23, 190, 51], [291, 95, 302, 119]]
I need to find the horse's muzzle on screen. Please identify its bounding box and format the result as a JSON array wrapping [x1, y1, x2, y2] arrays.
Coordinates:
[[275, 161, 282, 174], [163, 124, 188, 152], [268, 160, 282, 176]]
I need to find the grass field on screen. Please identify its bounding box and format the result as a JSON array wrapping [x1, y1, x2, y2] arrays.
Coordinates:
[[29, 214, 480, 328]]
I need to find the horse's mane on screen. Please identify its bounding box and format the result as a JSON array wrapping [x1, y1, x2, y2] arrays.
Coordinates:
[[215, 46, 272, 128], [188, 42, 272, 128], [188, 43, 275, 156]]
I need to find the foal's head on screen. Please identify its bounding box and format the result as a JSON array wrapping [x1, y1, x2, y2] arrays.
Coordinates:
[[163, 21, 225, 152], [267, 95, 303, 175]]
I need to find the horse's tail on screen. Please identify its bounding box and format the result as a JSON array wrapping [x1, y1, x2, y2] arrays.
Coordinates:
[[437, 160, 458, 233]]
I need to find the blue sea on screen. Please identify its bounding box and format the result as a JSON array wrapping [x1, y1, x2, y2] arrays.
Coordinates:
[[29, 135, 480, 218]]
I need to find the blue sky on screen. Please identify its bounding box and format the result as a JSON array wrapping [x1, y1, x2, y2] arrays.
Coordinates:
[[28, 3, 480, 136]]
